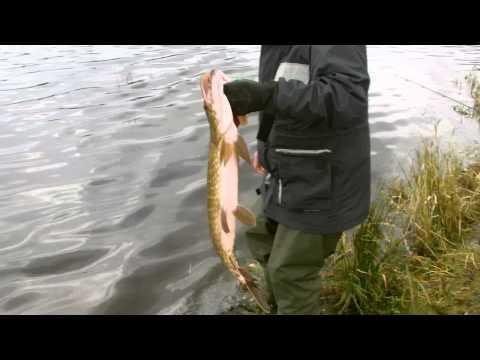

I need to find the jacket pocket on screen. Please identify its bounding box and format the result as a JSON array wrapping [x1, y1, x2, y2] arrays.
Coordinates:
[[274, 148, 333, 212]]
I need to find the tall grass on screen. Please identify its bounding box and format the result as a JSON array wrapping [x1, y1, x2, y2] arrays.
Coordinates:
[[390, 140, 480, 257], [329, 138, 480, 315], [332, 198, 412, 314], [465, 70, 480, 117], [453, 69, 480, 118]]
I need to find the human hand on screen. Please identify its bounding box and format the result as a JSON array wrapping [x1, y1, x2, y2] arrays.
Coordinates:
[[252, 151, 267, 176], [224, 79, 277, 116]]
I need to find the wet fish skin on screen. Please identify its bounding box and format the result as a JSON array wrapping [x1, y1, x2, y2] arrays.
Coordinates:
[[202, 71, 246, 280], [201, 69, 270, 313]]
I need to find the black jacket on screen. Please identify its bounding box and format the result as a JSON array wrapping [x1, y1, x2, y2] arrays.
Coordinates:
[[257, 45, 371, 235]]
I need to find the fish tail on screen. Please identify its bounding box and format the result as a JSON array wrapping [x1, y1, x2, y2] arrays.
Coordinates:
[[238, 266, 272, 314]]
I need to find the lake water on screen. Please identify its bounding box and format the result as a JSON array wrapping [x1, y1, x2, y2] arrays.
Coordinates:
[[0, 45, 479, 314]]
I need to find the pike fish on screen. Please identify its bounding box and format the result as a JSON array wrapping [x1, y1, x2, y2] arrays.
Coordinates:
[[200, 69, 270, 313]]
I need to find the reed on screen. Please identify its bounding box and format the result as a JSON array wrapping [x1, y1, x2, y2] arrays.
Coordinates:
[[465, 69, 480, 117]]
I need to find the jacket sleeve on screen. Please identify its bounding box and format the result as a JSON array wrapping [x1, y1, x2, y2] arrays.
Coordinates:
[[265, 45, 370, 128]]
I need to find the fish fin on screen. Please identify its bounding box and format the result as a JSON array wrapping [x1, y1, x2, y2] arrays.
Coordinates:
[[221, 208, 230, 234], [238, 267, 271, 314], [220, 141, 234, 166], [235, 135, 251, 165], [234, 205, 257, 226]]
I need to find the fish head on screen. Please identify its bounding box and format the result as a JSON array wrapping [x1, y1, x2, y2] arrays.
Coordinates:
[[200, 69, 238, 143]]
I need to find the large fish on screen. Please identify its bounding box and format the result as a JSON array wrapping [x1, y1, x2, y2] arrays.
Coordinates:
[[200, 69, 270, 313]]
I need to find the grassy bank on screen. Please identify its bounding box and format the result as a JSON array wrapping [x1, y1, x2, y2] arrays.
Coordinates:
[[321, 138, 480, 315]]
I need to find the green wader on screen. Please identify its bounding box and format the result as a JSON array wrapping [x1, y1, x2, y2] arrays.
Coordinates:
[[245, 198, 342, 315]]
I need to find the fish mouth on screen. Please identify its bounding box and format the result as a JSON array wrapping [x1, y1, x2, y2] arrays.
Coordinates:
[[201, 69, 242, 128]]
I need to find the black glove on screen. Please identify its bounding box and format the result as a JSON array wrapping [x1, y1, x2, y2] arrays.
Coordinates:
[[224, 79, 277, 116]]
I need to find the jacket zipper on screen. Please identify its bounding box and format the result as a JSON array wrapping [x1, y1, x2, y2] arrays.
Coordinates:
[[275, 148, 332, 155]]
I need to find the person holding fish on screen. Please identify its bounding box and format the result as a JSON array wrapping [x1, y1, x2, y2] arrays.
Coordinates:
[[223, 45, 371, 315]]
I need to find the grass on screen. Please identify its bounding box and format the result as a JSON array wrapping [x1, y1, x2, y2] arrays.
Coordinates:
[[391, 140, 480, 256], [412, 248, 480, 314], [454, 68, 480, 118], [323, 137, 480, 315], [465, 69, 480, 117], [328, 199, 398, 314]]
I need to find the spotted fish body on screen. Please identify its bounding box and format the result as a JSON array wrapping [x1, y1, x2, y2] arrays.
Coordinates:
[[200, 69, 270, 313]]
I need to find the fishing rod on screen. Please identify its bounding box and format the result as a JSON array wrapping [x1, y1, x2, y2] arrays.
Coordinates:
[[396, 74, 475, 111]]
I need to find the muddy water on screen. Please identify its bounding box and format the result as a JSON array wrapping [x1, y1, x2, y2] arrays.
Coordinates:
[[0, 45, 479, 314]]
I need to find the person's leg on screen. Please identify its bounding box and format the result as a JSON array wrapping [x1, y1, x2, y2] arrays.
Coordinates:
[[245, 198, 277, 265], [266, 224, 342, 315], [244, 198, 278, 309]]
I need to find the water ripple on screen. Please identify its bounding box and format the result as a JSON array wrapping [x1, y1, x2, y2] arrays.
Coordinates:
[[0, 82, 49, 91], [0, 45, 479, 315]]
